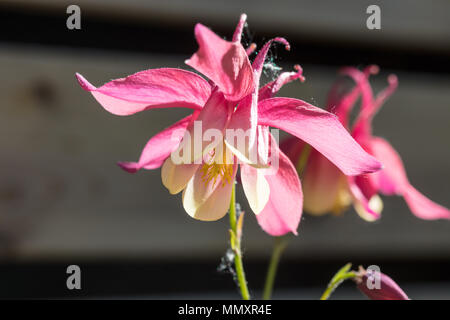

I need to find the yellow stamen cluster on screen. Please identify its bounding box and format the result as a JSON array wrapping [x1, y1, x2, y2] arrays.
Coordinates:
[[201, 162, 233, 187]]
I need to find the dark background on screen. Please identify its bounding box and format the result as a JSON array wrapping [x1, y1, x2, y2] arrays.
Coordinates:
[[0, 0, 449, 299]]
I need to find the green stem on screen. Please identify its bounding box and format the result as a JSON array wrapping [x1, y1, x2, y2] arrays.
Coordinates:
[[261, 144, 311, 300], [320, 273, 356, 300], [262, 236, 289, 300], [229, 182, 250, 300], [320, 263, 357, 300]]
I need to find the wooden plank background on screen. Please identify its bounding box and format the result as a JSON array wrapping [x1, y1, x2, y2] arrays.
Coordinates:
[[3, 0, 450, 51]]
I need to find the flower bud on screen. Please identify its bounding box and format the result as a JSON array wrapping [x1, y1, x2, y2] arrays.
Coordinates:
[[355, 266, 409, 300]]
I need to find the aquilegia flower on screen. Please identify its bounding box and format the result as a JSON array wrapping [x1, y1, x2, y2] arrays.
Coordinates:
[[76, 15, 381, 235], [282, 65, 450, 221]]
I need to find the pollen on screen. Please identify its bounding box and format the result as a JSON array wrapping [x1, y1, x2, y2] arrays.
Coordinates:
[[201, 162, 234, 187]]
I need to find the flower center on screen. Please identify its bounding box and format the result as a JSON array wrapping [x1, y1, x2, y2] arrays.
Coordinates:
[[201, 162, 233, 187]]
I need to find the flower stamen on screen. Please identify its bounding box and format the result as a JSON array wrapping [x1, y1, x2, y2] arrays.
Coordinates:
[[201, 162, 234, 187]]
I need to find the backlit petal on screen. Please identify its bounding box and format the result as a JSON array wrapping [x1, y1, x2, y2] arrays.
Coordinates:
[[402, 184, 450, 220], [257, 97, 382, 176], [255, 141, 303, 236], [161, 157, 199, 195], [302, 150, 344, 215], [185, 24, 253, 101], [348, 176, 382, 221], [182, 163, 237, 221], [75, 68, 211, 115], [118, 115, 194, 173], [241, 164, 270, 215], [176, 90, 232, 164]]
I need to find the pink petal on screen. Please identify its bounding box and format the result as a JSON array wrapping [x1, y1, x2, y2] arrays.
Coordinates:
[[354, 171, 379, 200], [185, 24, 254, 101], [248, 38, 291, 148], [118, 114, 194, 173], [75, 68, 211, 116], [359, 74, 398, 122], [369, 137, 410, 195], [338, 66, 374, 113], [246, 43, 257, 56], [327, 65, 378, 131], [259, 65, 305, 101], [402, 184, 450, 220], [279, 136, 305, 166], [257, 97, 382, 176], [352, 73, 398, 139], [252, 38, 290, 80], [232, 13, 247, 43], [224, 95, 253, 162], [348, 176, 382, 221], [371, 137, 450, 219], [224, 96, 268, 166], [254, 139, 303, 236], [234, 38, 290, 156], [176, 89, 232, 164]]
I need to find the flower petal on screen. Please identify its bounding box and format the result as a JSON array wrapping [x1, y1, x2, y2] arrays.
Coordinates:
[[225, 38, 290, 158], [369, 137, 408, 194], [402, 184, 450, 220], [279, 136, 305, 167], [352, 73, 398, 139], [371, 137, 450, 219], [161, 157, 200, 195], [176, 89, 232, 164], [232, 13, 247, 43], [255, 142, 303, 236], [241, 163, 270, 215], [185, 24, 253, 101], [252, 38, 290, 80], [327, 65, 378, 132], [348, 176, 382, 221], [182, 163, 237, 221], [118, 115, 194, 173], [224, 96, 268, 167], [257, 97, 382, 176], [75, 68, 211, 115], [302, 150, 345, 215], [259, 65, 305, 101]]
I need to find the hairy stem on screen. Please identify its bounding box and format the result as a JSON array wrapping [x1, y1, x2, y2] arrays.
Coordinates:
[[229, 182, 250, 300]]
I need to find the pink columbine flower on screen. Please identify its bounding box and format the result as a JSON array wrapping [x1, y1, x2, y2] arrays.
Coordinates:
[[75, 15, 381, 235], [355, 266, 409, 300], [282, 65, 450, 221]]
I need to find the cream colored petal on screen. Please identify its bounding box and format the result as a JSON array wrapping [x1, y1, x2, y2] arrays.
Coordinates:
[[182, 164, 236, 221], [161, 157, 199, 194], [354, 194, 383, 222], [302, 150, 343, 215], [241, 164, 270, 215]]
